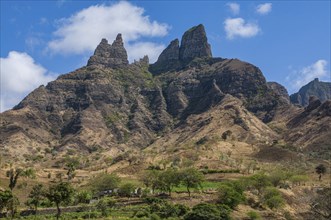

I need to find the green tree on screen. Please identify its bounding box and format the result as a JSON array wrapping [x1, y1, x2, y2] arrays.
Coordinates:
[[118, 183, 136, 197], [26, 184, 44, 215], [158, 168, 181, 196], [0, 190, 19, 219], [315, 164, 327, 181], [180, 168, 204, 197], [217, 184, 245, 209], [91, 173, 121, 192], [65, 158, 79, 181], [140, 170, 160, 194], [6, 167, 35, 191], [45, 182, 75, 220], [75, 190, 92, 204], [6, 168, 23, 191]]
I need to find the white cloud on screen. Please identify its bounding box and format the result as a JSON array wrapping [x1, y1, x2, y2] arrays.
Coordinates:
[[47, 1, 169, 62], [287, 60, 329, 91], [0, 51, 55, 112], [227, 3, 240, 15], [224, 18, 260, 39], [256, 3, 272, 15]]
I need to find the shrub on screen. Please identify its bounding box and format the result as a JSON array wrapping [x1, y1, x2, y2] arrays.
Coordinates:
[[96, 197, 115, 217], [175, 203, 190, 216], [149, 201, 179, 218], [118, 183, 136, 197], [90, 173, 121, 192], [75, 190, 92, 204], [248, 173, 272, 194], [184, 203, 223, 220], [289, 175, 309, 186], [201, 169, 240, 174], [149, 213, 161, 220], [216, 204, 232, 220], [262, 187, 284, 209], [247, 210, 261, 220], [134, 209, 150, 218], [146, 199, 188, 218], [268, 169, 292, 187]]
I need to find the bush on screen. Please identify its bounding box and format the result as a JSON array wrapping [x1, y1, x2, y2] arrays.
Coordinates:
[[201, 169, 240, 174], [150, 201, 179, 218], [289, 175, 309, 186], [144, 197, 164, 204], [262, 187, 284, 209], [96, 197, 115, 217], [149, 213, 161, 220], [146, 199, 188, 218], [91, 173, 121, 192], [184, 203, 227, 220], [175, 203, 190, 216], [118, 183, 136, 197], [134, 209, 150, 218], [217, 184, 245, 209], [247, 211, 261, 219], [217, 204, 232, 220], [75, 190, 92, 204], [248, 173, 272, 194]]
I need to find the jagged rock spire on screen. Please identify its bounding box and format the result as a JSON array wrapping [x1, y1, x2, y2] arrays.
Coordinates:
[[150, 24, 213, 74], [87, 34, 128, 68], [179, 24, 212, 61], [157, 39, 180, 63]]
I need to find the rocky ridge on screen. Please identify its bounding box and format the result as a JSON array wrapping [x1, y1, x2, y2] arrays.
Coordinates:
[[149, 24, 212, 74], [290, 78, 331, 106], [87, 34, 129, 68], [0, 24, 330, 165]]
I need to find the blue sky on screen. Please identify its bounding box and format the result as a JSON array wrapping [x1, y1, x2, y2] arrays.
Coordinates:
[[1, 1, 330, 112]]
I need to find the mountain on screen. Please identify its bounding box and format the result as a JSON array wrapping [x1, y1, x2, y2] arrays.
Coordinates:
[[0, 24, 329, 166], [285, 96, 331, 159], [290, 78, 331, 106]]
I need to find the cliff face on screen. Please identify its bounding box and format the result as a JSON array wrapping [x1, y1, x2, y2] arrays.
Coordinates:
[[1, 24, 329, 164], [290, 78, 331, 106]]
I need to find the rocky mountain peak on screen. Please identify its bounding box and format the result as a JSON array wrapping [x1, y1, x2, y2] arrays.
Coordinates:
[[87, 34, 128, 68], [150, 24, 213, 74], [112, 33, 124, 47], [157, 39, 180, 63], [179, 24, 212, 61], [290, 78, 331, 106]]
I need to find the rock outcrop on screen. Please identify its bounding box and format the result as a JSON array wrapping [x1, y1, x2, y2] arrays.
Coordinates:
[[290, 78, 331, 106], [150, 24, 212, 74], [87, 34, 128, 68], [267, 82, 290, 104], [179, 24, 212, 61]]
